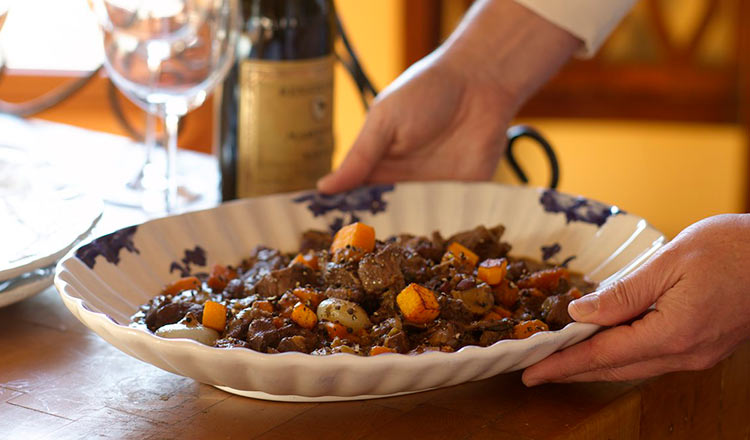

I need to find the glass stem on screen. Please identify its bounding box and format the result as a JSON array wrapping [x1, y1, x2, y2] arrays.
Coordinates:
[[144, 110, 156, 166], [164, 113, 180, 213]]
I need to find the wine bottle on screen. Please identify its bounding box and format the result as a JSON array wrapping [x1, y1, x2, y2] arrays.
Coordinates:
[[217, 0, 336, 200]]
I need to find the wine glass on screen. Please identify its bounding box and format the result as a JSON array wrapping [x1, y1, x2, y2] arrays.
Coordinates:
[[92, 0, 239, 213]]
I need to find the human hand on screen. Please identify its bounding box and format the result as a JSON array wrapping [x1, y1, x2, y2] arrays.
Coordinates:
[[316, 53, 516, 193], [523, 214, 750, 386], [317, 0, 580, 194]]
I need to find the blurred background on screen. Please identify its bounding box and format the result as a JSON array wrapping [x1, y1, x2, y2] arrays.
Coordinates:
[[0, 0, 747, 238]]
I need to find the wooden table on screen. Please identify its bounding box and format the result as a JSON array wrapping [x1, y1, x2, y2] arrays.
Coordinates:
[[1, 117, 749, 439], [1, 284, 748, 440]]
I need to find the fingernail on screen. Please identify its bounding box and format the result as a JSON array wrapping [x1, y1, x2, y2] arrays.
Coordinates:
[[570, 294, 599, 318], [316, 175, 333, 192]]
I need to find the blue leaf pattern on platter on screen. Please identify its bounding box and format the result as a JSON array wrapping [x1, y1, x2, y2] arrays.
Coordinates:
[[293, 184, 395, 232], [541, 242, 576, 267], [76, 225, 139, 269], [539, 189, 623, 227], [170, 246, 208, 278], [560, 255, 576, 267], [541, 243, 562, 261]]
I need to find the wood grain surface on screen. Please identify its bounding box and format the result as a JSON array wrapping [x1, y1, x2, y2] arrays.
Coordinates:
[[1, 286, 748, 440]]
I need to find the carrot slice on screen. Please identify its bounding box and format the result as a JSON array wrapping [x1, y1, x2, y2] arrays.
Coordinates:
[[482, 305, 512, 321], [513, 319, 549, 339], [290, 253, 319, 271], [492, 279, 520, 308], [330, 222, 376, 253], [292, 287, 325, 309], [207, 264, 237, 291], [517, 267, 570, 292], [202, 300, 227, 332], [163, 276, 201, 295], [324, 322, 354, 340], [370, 346, 397, 356]]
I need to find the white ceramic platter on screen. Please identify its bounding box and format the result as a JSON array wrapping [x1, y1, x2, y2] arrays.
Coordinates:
[[0, 265, 55, 308], [55, 182, 664, 401], [0, 145, 102, 281]]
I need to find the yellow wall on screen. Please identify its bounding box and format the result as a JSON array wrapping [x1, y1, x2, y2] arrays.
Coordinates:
[[333, 0, 404, 166], [497, 119, 748, 238], [333, 3, 748, 240]]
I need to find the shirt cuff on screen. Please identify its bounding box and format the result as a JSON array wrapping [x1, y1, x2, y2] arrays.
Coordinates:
[[513, 0, 637, 58]]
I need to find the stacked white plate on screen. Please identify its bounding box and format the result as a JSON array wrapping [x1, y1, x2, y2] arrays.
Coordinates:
[[0, 145, 102, 308]]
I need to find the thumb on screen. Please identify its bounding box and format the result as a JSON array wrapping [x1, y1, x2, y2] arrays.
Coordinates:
[[317, 112, 393, 194], [568, 258, 672, 326]]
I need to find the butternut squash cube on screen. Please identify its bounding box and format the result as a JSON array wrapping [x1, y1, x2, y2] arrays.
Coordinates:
[[330, 222, 375, 254], [202, 300, 228, 332], [477, 258, 508, 285], [396, 283, 440, 324], [442, 242, 479, 268]]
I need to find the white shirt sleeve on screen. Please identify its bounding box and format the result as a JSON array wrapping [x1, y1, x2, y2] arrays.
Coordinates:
[[513, 0, 637, 57]]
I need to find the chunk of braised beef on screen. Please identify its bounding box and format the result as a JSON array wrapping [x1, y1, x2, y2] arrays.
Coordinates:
[[541, 290, 578, 330], [552, 277, 572, 296], [323, 286, 365, 304], [406, 235, 445, 263], [478, 330, 509, 347], [426, 262, 456, 290], [452, 284, 494, 315], [144, 299, 203, 332], [400, 250, 430, 283], [277, 292, 301, 317], [514, 288, 546, 321], [370, 290, 397, 324], [322, 261, 362, 292], [370, 317, 403, 339], [437, 295, 474, 323], [489, 225, 506, 239], [299, 230, 333, 253], [254, 265, 317, 298], [222, 278, 248, 299], [214, 337, 251, 349], [357, 245, 405, 295], [225, 307, 270, 340], [276, 325, 320, 353], [246, 318, 281, 352], [466, 318, 515, 345], [424, 320, 461, 349], [384, 330, 410, 353], [447, 225, 511, 260], [242, 246, 287, 274], [277, 335, 314, 353], [505, 261, 529, 282]]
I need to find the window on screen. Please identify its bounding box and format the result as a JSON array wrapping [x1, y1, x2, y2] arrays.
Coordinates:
[[0, 0, 102, 71]]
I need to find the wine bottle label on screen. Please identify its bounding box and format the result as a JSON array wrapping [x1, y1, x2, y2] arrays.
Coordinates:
[[237, 55, 334, 197]]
